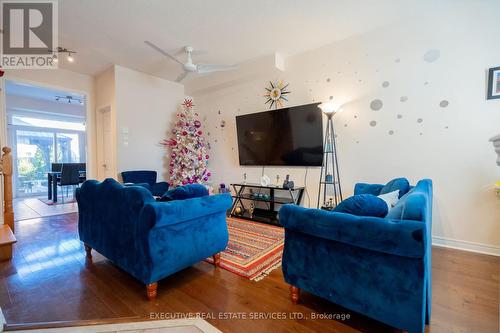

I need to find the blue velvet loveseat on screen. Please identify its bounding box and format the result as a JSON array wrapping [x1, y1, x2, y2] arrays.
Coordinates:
[[121, 170, 169, 196], [279, 179, 432, 333], [76, 178, 231, 300]]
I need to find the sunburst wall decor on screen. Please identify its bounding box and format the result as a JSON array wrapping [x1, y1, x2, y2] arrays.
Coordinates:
[[264, 80, 290, 109]]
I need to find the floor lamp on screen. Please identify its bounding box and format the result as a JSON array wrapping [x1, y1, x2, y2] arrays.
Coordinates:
[[490, 134, 500, 198], [317, 102, 343, 209]]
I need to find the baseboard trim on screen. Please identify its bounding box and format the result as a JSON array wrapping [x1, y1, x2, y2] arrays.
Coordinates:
[[432, 236, 500, 257]]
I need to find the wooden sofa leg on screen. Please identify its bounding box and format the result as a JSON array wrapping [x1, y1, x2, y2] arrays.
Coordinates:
[[290, 285, 300, 304], [213, 253, 221, 267], [84, 244, 92, 258], [146, 282, 158, 300]]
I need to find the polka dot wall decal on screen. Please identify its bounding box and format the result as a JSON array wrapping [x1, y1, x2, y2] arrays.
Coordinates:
[[400, 96, 408, 102], [326, 78, 331, 82], [389, 130, 395, 135], [369, 121, 377, 127], [397, 114, 403, 119], [424, 81, 429, 85], [423, 49, 440, 63], [354, 115, 358, 119], [370, 99, 383, 111], [439, 100, 449, 108], [356, 141, 359, 144], [344, 124, 348, 127], [417, 118, 423, 123], [382, 81, 390, 88]]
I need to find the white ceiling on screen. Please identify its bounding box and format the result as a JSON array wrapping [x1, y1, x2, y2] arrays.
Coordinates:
[[5, 80, 85, 103], [58, 0, 436, 82]]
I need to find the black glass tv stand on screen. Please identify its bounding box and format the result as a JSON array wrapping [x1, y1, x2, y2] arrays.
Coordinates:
[[229, 182, 305, 226]]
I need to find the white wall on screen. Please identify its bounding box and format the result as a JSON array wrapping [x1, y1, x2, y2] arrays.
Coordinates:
[[95, 65, 184, 181], [189, 3, 500, 254]]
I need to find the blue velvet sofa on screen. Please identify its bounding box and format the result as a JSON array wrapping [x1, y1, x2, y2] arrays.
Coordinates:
[[76, 178, 231, 300], [279, 179, 432, 333], [121, 170, 169, 196]]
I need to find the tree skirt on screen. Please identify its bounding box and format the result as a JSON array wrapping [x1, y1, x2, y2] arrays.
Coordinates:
[[206, 217, 284, 281]]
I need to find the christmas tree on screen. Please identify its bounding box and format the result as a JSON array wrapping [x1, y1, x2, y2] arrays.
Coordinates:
[[162, 99, 211, 187]]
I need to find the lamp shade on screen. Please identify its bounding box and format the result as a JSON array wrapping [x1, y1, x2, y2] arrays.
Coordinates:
[[319, 102, 342, 115], [490, 134, 500, 166]]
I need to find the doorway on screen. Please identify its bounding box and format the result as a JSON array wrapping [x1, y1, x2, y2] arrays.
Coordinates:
[[97, 105, 114, 179], [5, 80, 87, 199]]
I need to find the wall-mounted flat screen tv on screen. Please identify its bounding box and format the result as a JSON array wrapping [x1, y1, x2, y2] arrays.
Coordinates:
[[235, 103, 323, 166]]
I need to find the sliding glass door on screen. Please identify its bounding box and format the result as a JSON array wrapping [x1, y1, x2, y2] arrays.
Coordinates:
[[11, 127, 86, 197], [14, 130, 55, 196], [56, 132, 81, 163]]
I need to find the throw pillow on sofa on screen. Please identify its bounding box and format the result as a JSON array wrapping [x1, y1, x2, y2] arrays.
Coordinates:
[[159, 184, 209, 201], [333, 194, 388, 217], [379, 178, 410, 198], [378, 190, 400, 211]]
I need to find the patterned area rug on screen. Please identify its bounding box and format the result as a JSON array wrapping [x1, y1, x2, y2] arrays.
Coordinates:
[[207, 217, 284, 281], [5, 318, 221, 332]]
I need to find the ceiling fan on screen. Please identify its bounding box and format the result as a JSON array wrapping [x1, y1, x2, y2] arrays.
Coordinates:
[[144, 41, 238, 82]]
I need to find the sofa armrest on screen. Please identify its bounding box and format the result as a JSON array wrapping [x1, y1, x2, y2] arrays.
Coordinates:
[[140, 193, 232, 229], [279, 205, 427, 258], [151, 182, 169, 197]]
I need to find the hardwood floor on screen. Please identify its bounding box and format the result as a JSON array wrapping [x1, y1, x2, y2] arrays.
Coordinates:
[[0, 213, 498, 333], [13, 197, 77, 221]]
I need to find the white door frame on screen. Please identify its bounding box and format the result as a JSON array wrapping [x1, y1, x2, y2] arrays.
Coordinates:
[[0, 76, 94, 219]]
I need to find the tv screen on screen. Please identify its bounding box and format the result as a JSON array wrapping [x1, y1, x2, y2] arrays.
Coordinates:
[[236, 103, 324, 166]]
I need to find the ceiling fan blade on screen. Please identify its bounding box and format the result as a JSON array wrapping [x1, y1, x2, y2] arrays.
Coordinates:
[[176, 71, 189, 82], [144, 41, 184, 66], [197, 64, 238, 74]]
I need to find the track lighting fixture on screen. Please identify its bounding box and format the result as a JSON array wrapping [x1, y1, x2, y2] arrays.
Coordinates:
[[49, 47, 76, 63], [55, 95, 83, 104]]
